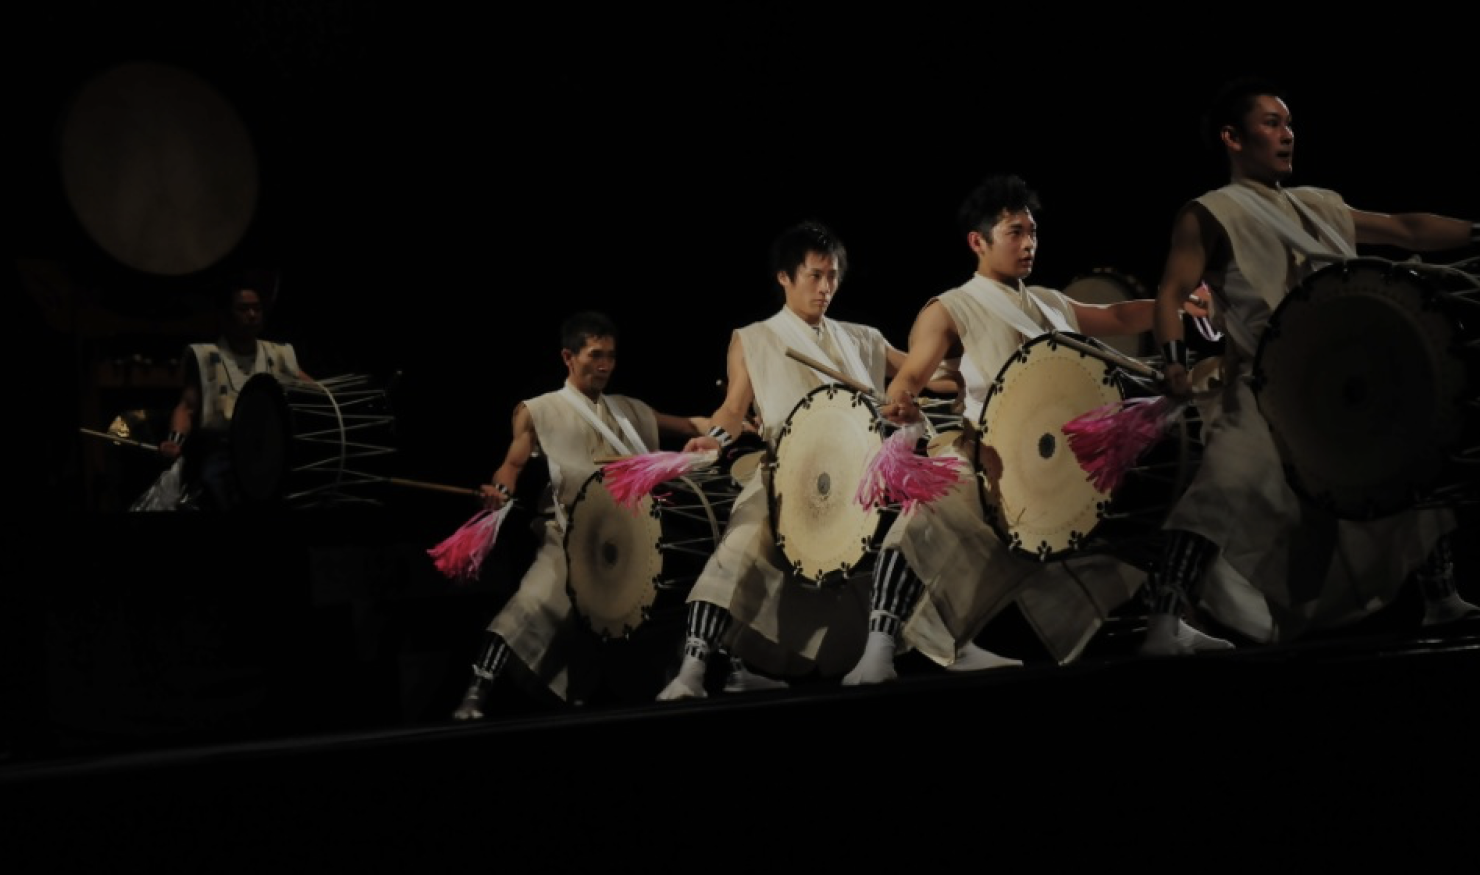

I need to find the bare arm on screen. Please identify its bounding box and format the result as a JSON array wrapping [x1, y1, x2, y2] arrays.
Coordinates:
[[653, 412, 710, 442], [159, 358, 201, 461], [879, 301, 960, 424], [683, 332, 755, 452], [1151, 206, 1215, 396], [479, 402, 536, 510], [885, 342, 959, 396], [1351, 208, 1472, 251]]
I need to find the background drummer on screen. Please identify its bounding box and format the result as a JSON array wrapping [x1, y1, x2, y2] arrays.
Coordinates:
[[843, 173, 1225, 686], [451, 311, 711, 720], [656, 220, 937, 700], [1140, 75, 1480, 651], [145, 269, 311, 512]]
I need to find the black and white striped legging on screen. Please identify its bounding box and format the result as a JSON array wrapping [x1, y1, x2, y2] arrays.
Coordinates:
[[1143, 530, 1216, 615], [470, 631, 511, 683], [870, 548, 924, 637], [682, 600, 731, 660], [1414, 533, 1458, 601]]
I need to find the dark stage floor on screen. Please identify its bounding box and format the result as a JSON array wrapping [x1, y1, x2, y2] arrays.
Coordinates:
[[3, 507, 1478, 868]]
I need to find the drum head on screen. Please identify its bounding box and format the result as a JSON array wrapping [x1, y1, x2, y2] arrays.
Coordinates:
[[230, 373, 291, 504], [565, 471, 665, 640], [978, 333, 1122, 560], [770, 384, 885, 586], [1254, 258, 1465, 518], [1062, 269, 1151, 359]]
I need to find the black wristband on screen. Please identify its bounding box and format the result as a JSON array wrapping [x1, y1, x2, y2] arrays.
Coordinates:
[[1162, 339, 1188, 369], [707, 425, 734, 448], [494, 482, 511, 499], [166, 430, 187, 448]]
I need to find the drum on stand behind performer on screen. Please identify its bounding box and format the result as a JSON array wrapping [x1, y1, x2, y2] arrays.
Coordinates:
[[137, 269, 310, 512]]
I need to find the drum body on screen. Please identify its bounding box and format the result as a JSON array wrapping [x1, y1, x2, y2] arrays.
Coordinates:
[[769, 384, 893, 587], [975, 332, 1197, 566], [1253, 257, 1476, 519], [230, 373, 396, 506], [1062, 268, 1152, 359], [564, 469, 736, 641]]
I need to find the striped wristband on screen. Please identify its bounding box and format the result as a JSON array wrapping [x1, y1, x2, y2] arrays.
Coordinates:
[[707, 425, 734, 448], [1161, 339, 1188, 369]]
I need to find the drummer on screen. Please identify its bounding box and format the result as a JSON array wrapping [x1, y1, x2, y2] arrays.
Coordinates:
[[657, 220, 945, 700], [842, 173, 1226, 686], [451, 311, 713, 720], [148, 269, 311, 512], [1139, 76, 1480, 651]]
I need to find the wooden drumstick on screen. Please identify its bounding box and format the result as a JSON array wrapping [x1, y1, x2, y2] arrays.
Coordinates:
[[78, 427, 158, 453], [784, 348, 881, 398], [1047, 331, 1165, 383], [785, 347, 939, 437], [384, 477, 481, 497]]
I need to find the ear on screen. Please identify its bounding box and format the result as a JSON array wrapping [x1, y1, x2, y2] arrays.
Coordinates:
[[561, 348, 575, 368], [776, 269, 792, 290], [967, 230, 989, 256], [1220, 124, 1241, 151]]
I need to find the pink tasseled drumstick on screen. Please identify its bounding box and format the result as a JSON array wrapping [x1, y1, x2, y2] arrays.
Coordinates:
[[602, 450, 717, 511], [1063, 395, 1185, 493], [428, 503, 513, 584], [855, 426, 963, 513]]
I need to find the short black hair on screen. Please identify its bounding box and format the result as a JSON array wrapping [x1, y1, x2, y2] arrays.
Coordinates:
[[957, 174, 1042, 239], [560, 310, 618, 355], [770, 220, 848, 291], [1203, 76, 1289, 156], [219, 268, 280, 311]]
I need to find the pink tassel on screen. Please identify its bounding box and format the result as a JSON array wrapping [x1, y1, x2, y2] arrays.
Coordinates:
[[602, 450, 715, 511], [855, 428, 963, 513], [1063, 396, 1184, 493], [427, 504, 512, 584]]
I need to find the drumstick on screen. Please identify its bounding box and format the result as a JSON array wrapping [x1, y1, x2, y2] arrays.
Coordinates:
[[78, 427, 158, 453], [1048, 332, 1165, 383], [784, 348, 881, 398], [785, 347, 939, 437], [384, 477, 481, 497]]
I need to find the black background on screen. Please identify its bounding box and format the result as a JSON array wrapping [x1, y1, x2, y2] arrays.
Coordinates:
[[9, 3, 1476, 513]]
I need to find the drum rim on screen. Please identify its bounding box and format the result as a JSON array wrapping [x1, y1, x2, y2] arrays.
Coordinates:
[[974, 331, 1123, 561], [767, 382, 887, 587], [563, 468, 733, 640], [229, 372, 293, 504], [1251, 256, 1463, 518]]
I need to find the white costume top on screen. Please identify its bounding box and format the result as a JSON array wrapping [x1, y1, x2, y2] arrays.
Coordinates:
[[489, 383, 660, 700], [1176, 182, 1455, 642]]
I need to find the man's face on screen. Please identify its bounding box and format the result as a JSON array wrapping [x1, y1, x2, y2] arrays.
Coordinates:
[[778, 251, 841, 326], [228, 289, 265, 337], [974, 209, 1037, 283], [1228, 94, 1294, 183], [564, 334, 617, 398]]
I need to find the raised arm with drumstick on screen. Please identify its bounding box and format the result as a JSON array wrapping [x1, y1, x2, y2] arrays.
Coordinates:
[[1136, 76, 1479, 657], [841, 173, 1229, 688], [446, 310, 711, 721]]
